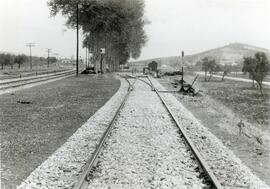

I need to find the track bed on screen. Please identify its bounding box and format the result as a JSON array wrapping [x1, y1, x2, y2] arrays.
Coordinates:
[[86, 78, 206, 188]]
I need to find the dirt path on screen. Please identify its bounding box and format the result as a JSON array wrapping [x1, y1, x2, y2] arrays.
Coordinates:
[[196, 72, 270, 86]]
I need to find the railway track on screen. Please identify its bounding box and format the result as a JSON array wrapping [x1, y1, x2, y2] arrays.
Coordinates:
[[73, 75, 137, 189], [72, 74, 222, 189], [0, 70, 75, 92], [145, 76, 222, 189]]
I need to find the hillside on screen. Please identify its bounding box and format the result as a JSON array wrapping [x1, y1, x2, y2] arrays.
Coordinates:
[[128, 43, 270, 71]]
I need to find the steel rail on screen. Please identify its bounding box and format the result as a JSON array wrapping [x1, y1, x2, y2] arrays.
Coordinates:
[[146, 76, 223, 189], [124, 74, 154, 90], [137, 77, 153, 89], [0, 69, 72, 81], [157, 90, 179, 93], [0, 71, 75, 91], [72, 77, 137, 189], [0, 70, 75, 86]]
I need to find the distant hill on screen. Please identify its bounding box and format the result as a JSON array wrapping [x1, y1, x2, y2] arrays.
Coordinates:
[[128, 43, 270, 71]]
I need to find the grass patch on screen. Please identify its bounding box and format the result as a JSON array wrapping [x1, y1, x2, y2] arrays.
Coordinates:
[[0, 74, 120, 188], [198, 77, 270, 127]]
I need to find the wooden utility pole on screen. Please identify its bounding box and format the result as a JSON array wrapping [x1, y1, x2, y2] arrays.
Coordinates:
[[26, 43, 35, 70], [85, 41, 88, 69], [181, 51, 184, 82], [179, 50, 185, 92], [100, 54, 103, 74], [100, 48, 105, 74], [76, 3, 79, 76], [46, 49, 52, 68]]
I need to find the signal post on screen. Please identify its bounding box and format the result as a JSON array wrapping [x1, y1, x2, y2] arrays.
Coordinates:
[[100, 48, 105, 74]]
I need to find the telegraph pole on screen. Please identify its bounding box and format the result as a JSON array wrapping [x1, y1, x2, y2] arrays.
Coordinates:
[[181, 50, 184, 82], [26, 43, 35, 70], [46, 49, 52, 68], [76, 3, 79, 76]]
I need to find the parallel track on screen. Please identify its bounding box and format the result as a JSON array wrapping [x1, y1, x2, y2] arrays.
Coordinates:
[[0, 70, 75, 91]]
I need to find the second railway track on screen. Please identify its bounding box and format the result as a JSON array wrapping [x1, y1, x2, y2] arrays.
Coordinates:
[[73, 74, 222, 189], [0, 70, 75, 92]]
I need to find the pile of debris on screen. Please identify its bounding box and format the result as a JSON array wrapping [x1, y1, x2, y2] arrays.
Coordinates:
[[171, 75, 200, 96]]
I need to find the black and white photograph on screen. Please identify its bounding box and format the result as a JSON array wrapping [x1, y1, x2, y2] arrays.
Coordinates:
[[0, 0, 270, 188]]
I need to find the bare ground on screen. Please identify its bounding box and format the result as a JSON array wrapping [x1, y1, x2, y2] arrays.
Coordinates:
[[0, 74, 120, 189], [158, 74, 270, 186]]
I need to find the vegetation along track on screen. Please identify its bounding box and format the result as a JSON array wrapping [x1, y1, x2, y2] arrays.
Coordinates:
[[0, 70, 75, 92], [72, 74, 222, 189]]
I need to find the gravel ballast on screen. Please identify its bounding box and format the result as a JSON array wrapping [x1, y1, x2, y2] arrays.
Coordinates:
[[17, 75, 269, 189], [1, 74, 120, 189], [17, 77, 129, 189], [149, 77, 270, 189], [158, 75, 270, 185], [87, 79, 205, 188]]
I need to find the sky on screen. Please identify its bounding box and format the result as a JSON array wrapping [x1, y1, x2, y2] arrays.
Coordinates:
[[0, 0, 270, 60]]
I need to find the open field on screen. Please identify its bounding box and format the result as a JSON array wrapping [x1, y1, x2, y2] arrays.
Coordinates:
[[196, 75, 270, 127], [164, 73, 270, 127], [158, 74, 270, 185], [0, 63, 76, 80], [0, 74, 120, 189]]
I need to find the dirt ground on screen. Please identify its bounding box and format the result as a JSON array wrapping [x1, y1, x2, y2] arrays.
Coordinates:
[[158, 74, 270, 186], [0, 74, 120, 189]]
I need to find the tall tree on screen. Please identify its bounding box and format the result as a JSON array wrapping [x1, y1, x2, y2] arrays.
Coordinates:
[[14, 54, 27, 69], [48, 0, 147, 71], [242, 57, 256, 87], [0, 53, 14, 69], [242, 52, 269, 97], [201, 57, 217, 81]]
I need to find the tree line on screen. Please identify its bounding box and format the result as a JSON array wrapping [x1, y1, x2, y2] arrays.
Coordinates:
[[0, 53, 28, 69], [0, 53, 57, 70], [47, 0, 147, 72], [242, 52, 269, 96], [196, 57, 240, 82], [197, 52, 269, 96]]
